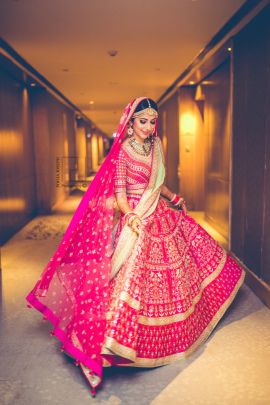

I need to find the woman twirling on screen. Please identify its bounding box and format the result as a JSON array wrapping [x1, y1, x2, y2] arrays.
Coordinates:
[[26, 97, 245, 395]]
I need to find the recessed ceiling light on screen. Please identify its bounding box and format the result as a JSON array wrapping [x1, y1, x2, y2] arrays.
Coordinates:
[[227, 47, 232, 52], [30, 82, 37, 87], [189, 81, 195, 85], [89, 101, 94, 105], [107, 50, 118, 57]]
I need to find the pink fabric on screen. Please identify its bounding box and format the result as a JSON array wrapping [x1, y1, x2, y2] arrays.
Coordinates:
[[26, 97, 154, 387]]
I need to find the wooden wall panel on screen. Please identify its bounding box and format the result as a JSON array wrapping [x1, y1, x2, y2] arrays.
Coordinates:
[[0, 69, 37, 244], [30, 89, 77, 212], [159, 93, 179, 193], [231, 5, 270, 283], [203, 60, 231, 240]]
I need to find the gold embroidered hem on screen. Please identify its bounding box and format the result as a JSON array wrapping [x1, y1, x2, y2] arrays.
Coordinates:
[[110, 248, 227, 326], [102, 270, 245, 368], [102, 336, 137, 362]]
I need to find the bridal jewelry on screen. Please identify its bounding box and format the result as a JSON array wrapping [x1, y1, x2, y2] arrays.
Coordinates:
[[133, 99, 158, 118], [129, 137, 152, 156], [127, 126, 134, 136]]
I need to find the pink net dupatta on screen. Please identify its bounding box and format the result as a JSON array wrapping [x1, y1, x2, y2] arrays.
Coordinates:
[[26, 97, 153, 393]]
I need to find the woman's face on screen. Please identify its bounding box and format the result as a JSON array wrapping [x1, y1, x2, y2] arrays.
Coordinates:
[[132, 112, 157, 143]]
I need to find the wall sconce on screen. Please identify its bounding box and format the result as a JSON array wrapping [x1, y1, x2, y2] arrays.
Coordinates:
[[180, 113, 196, 136], [195, 84, 205, 101]]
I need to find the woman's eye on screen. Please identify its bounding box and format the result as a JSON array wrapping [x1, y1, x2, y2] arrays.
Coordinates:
[[140, 120, 147, 124]]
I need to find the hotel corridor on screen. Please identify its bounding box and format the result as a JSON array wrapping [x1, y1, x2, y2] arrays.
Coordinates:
[[1, 0, 270, 403]]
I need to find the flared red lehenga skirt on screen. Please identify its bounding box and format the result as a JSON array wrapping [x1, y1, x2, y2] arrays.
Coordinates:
[[101, 196, 245, 367]]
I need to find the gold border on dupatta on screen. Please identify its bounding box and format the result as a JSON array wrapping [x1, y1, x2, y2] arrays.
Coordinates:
[[105, 269, 245, 368]]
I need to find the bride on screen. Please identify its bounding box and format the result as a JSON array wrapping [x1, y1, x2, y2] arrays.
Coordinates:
[[26, 97, 245, 395]]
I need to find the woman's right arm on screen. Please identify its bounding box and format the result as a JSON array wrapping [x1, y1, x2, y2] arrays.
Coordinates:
[[114, 149, 142, 233], [115, 192, 133, 215]]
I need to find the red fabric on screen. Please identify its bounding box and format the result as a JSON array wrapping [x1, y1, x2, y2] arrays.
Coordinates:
[[104, 197, 244, 365], [114, 147, 152, 194]]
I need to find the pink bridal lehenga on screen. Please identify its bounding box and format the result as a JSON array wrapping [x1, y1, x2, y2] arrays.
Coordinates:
[[26, 97, 245, 395]]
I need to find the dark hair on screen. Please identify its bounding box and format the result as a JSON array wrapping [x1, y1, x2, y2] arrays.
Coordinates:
[[134, 98, 158, 114]]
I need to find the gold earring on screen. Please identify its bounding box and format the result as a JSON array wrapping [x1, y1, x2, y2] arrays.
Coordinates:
[[127, 126, 134, 137]]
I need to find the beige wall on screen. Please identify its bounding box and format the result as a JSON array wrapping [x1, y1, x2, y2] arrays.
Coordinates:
[[159, 93, 179, 193]]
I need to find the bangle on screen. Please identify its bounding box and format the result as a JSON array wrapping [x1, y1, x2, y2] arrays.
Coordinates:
[[170, 194, 177, 203], [170, 194, 181, 205], [176, 197, 185, 207], [170, 194, 185, 207], [128, 214, 140, 226], [124, 211, 136, 224]]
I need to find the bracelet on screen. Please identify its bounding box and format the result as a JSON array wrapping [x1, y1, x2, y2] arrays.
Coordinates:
[[124, 211, 134, 221], [170, 194, 177, 203], [128, 214, 140, 226], [175, 197, 185, 207], [170, 194, 185, 207], [123, 212, 140, 226], [124, 212, 136, 225]]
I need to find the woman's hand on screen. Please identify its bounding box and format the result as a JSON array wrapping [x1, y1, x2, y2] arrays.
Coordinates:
[[181, 201, 188, 215], [124, 212, 142, 235], [170, 194, 188, 215], [130, 216, 142, 235]]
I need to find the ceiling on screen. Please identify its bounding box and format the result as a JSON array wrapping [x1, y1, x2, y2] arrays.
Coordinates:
[[0, 0, 246, 135]]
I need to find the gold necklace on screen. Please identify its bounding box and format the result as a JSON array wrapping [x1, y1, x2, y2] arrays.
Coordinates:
[[128, 137, 152, 156]]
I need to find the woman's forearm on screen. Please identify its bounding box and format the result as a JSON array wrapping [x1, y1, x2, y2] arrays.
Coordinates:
[[115, 192, 133, 214], [160, 184, 175, 201]]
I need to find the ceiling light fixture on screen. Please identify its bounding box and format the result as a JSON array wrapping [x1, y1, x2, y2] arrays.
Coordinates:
[[89, 101, 94, 105], [227, 47, 232, 52], [107, 50, 118, 57]]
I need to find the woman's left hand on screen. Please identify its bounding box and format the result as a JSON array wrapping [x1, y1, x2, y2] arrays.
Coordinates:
[[181, 202, 188, 215]]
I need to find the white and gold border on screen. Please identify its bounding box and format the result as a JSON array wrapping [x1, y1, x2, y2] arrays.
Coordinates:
[[102, 270, 245, 368]]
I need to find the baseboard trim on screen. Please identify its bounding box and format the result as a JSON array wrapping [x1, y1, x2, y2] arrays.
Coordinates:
[[230, 252, 270, 309]]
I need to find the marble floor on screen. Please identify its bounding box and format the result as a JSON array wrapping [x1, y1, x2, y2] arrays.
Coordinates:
[[1, 194, 270, 405]]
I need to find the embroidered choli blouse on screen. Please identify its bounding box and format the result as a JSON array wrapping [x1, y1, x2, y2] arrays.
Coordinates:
[[114, 140, 152, 195]]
